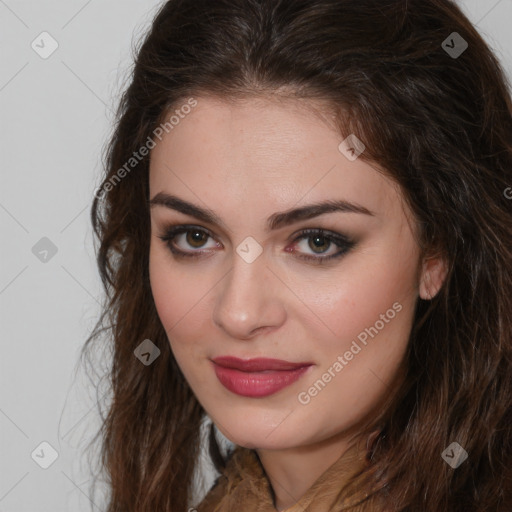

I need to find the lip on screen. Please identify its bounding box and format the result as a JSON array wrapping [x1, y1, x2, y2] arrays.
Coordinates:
[[212, 356, 313, 371], [211, 356, 313, 398]]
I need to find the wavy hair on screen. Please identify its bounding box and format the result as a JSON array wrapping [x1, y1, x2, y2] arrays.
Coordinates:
[[82, 0, 512, 510]]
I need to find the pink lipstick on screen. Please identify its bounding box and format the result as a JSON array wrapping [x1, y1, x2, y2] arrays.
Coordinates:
[[211, 356, 313, 398]]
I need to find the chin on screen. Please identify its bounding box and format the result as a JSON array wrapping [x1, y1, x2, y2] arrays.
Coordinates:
[[210, 409, 307, 451]]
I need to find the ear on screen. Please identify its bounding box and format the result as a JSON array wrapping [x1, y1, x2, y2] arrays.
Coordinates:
[[419, 255, 448, 300]]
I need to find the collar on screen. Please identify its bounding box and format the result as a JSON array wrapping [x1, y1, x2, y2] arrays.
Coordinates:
[[197, 438, 382, 512]]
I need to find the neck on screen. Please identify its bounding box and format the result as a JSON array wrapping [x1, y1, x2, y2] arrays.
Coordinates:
[[255, 431, 361, 511]]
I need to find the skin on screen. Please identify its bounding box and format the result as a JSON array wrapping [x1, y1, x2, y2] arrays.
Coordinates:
[[148, 95, 447, 511]]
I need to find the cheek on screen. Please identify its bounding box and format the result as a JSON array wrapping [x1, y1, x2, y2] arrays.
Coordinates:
[[150, 248, 180, 327], [302, 242, 418, 370], [149, 246, 193, 341], [148, 244, 215, 366], [149, 248, 219, 402], [293, 264, 415, 431]]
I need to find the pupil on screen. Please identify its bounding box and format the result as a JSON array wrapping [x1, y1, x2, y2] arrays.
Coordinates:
[[188, 231, 206, 247], [309, 235, 329, 253]]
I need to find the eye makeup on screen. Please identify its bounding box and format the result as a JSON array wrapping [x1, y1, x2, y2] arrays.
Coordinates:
[[156, 224, 356, 265]]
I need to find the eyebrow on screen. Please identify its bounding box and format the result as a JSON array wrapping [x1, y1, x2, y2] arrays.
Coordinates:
[[149, 192, 374, 232]]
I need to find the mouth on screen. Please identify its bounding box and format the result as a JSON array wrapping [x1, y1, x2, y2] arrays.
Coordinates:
[[211, 356, 313, 398]]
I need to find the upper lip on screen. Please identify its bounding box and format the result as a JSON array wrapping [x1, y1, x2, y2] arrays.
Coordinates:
[[212, 356, 313, 372]]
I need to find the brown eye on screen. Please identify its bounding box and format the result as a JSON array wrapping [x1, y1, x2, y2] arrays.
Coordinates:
[[157, 225, 219, 258], [290, 228, 356, 264], [186, 230, 209, 248], [307, 234, 331, 254], [158, 224, 355, 264]]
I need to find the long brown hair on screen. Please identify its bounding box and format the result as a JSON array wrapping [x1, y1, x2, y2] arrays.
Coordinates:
[[82, 0, 512, 510]]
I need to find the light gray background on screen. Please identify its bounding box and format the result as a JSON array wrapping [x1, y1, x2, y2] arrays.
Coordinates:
[[1, 1, 511, 511]]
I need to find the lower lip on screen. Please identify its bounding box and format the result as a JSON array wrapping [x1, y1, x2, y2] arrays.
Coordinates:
[[212, 362, 312, 398]]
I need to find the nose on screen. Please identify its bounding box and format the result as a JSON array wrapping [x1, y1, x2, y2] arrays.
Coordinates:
[[212, 251, 286, 340]]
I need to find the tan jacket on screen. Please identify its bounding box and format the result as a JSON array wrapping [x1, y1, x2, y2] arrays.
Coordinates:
[[195, 440, 384, 512]]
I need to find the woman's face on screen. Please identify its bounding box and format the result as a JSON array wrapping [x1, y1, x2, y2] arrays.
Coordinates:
[[148, 95, 425, 450]]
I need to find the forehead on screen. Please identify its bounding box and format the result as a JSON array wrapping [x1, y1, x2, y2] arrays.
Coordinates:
[[149, 96, 404, 224]]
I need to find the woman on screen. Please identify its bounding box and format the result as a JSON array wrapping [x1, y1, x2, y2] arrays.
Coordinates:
[[83, 0, 512, 510]]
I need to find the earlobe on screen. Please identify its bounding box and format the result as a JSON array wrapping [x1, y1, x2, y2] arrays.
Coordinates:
[[419, 256, 448, 300]]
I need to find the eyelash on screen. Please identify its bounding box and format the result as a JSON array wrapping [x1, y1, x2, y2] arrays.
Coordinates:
[[156, 224, 355, 264]]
